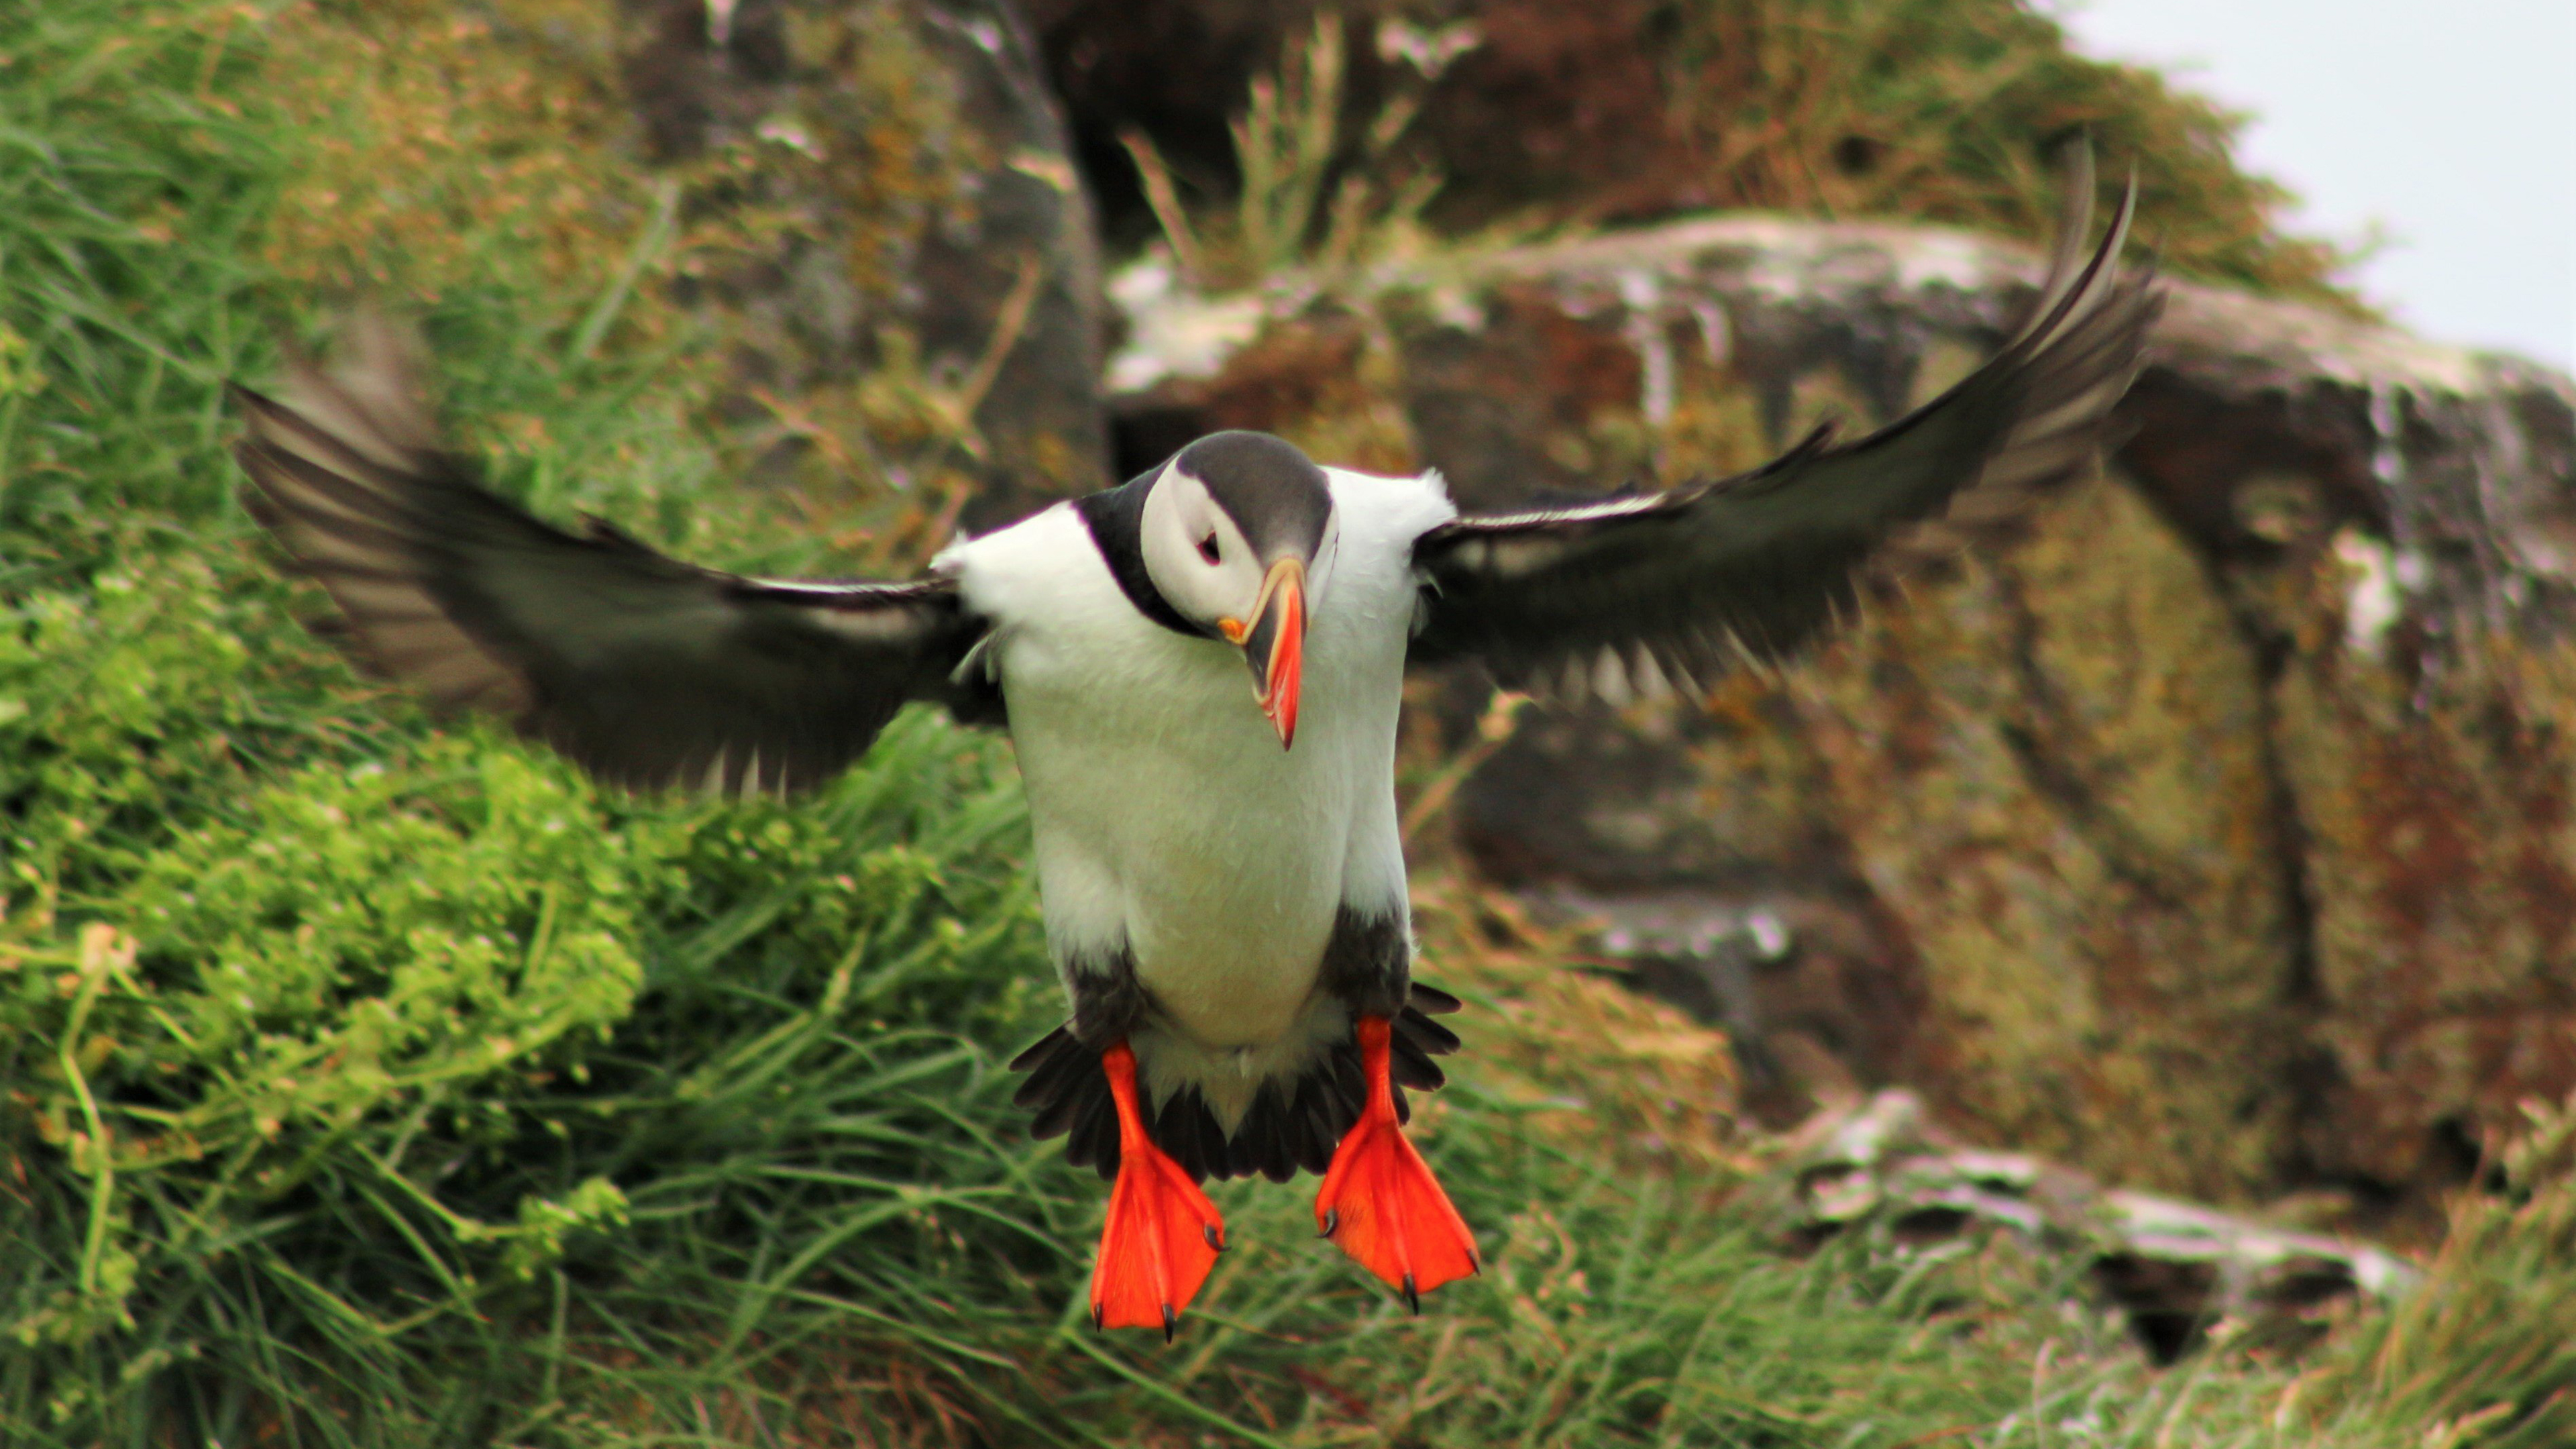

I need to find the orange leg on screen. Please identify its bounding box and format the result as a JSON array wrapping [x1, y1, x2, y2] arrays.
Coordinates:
[[1313, 1016, 1479, 1310], [1090, 1042, 1224, 1338]]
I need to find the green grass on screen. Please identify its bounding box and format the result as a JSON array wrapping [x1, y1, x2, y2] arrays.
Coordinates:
[[1, 2, 2567, 1446]]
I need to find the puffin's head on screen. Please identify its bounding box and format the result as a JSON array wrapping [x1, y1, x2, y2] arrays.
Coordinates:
[[1139, 431, 1340, 749]]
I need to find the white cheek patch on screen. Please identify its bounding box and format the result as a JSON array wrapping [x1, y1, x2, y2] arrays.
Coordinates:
[[1142, 469, 1263, 628]]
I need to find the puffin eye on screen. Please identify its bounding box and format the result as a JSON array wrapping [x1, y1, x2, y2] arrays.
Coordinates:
[[1196, 532, 1222, 565]]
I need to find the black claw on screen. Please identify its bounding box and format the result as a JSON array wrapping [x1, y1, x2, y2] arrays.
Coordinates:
[[1320, 1207, 1339, 1239], [1203, 1222, 1222, 1250], [1091, 1303, 1104, 1332], [1402, 1273, 1421, 1315], [1161, 1304, 1178, 1342]]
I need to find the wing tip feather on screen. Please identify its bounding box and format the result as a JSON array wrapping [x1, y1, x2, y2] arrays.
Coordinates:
[[1410, 143, 2159, 698]]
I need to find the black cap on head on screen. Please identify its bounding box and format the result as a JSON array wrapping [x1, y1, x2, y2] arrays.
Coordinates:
[[1171, 431, 1332, 563]]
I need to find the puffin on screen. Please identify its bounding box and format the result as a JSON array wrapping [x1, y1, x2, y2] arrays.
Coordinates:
[[229, 152, 2157, 1336]]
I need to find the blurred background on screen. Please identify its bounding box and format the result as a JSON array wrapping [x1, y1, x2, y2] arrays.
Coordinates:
[[2057, 0, 2573, 369]]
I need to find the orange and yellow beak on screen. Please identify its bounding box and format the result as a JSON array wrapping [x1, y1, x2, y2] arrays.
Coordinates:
[[1221, 558, 1306, 749]]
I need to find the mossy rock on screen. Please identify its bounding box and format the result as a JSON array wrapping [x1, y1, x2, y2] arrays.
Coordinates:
[[1033, 0, 2355, 307], [266, 0, 1107, 543]]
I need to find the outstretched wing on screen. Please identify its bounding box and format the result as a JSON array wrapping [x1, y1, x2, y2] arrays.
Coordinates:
[[233, 319, 996, 798], [1407, 146, 2161, 698]]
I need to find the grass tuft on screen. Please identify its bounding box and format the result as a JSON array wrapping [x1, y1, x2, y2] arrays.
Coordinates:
[[1120, 0, 2361, 311]]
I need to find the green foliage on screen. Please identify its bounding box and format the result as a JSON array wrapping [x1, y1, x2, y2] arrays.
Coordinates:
[[2296, 1099, 2576, 1447], [1650, 0, 2359, 304], [1126, 14, 1446, 290], [0, 3, 1066, 1436], [0, 1, 2559, 1446]]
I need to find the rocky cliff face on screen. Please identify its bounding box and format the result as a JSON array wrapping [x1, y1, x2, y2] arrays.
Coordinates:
[[617, 0, 1109, 527], [266, 0, 1111, 540], [1106, 217, 2576, 1214]]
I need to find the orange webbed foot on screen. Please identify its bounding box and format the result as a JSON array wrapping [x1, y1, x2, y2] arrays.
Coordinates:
[[1090, 1042, 1224, 1338], [1314, 1015, 1479, 1311]]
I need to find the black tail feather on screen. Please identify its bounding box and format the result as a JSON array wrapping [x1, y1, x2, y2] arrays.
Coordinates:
[[1004, 980, 1466, 1185]]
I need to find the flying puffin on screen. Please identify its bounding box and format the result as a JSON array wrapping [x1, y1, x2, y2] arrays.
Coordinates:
[[230, 152, 2157, 1336]]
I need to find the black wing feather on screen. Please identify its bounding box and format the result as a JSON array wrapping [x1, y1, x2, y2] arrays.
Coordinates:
[[1408, 146, 2161, 695], [233, 317, 996, 798]]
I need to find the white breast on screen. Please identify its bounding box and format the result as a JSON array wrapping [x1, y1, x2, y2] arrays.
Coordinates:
[[938, 468, 1454, 1100]]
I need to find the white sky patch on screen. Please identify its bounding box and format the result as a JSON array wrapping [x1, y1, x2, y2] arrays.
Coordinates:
[[2050, 0, 2574, 370]]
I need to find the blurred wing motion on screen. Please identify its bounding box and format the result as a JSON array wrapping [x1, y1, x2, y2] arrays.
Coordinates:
[[1407, 144, 2162, 697], [233, 319, 994, 798]]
